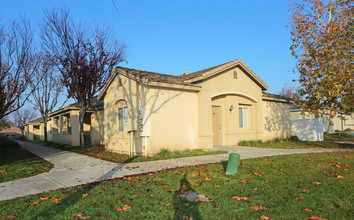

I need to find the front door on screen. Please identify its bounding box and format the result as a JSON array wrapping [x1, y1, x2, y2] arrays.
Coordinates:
[[212, 106, 222, 146]]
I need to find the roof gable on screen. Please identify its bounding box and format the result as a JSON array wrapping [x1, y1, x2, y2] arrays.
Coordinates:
[[182, 59, 268, 90]]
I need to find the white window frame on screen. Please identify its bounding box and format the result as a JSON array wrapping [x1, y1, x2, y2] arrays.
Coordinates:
[[118, 106, 128, 131], [239, 107, 250, 128]]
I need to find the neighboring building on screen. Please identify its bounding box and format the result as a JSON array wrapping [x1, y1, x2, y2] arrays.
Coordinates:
[[98, 59, 291, 155], [290, 107, 324, 141], [290, 105, 354, 139], [0, 126, 22, 139], [24, 97, 104, 146]]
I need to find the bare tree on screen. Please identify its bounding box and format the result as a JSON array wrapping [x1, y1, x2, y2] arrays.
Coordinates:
[[12, 108, 37, 135], [41, 7, 126, 147], [29, 54, 67, 142], [0, 17, 38, 119], [278, 83, 302, 101]]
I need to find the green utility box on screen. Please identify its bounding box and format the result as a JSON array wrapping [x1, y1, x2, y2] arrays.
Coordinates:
[[226, 153, 240, 175]]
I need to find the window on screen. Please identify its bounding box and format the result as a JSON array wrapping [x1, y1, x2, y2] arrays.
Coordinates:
[[118, 106, 128, 131], [239, 107, 250, 128], [233, 71, 238, 79]]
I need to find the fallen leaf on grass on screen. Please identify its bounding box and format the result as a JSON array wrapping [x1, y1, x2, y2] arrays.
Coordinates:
[[165, 202, 173, 206], [232, 196, 248, 200], [136, 184, 142, 187], [260, 215, 269, 219], [312, 182, 321, 185], [6, 215, 16, 219], [0, 170, 6, 173], [214, 185, 220, 188], [205, 177, 212, 181], [254, 172, 265, 177], [117, 204, 132, 212], [182, 216, 193, 220], [304, 208, 313, 212], [295, 197, 305, 200], [40, 197, 49, 201], [82, 193, 89, 198], [73, 212, 91, 219], [184, 202, 189, 206], [240, 179, 247, 183], [250, 205, 265, 210], [336, 175, 344, 179], [302, 189, 310, 193], [265, 180, 274, 182], [149, 194, 154, 198], [308, 216, 328, 220], [30, 201, 39, 206], [52, 198, 62, 204]]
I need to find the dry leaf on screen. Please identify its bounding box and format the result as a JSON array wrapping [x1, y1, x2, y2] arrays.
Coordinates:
[[149, 194, 154, 198], [82, 193, 89, 198], [308, 216, 328, 220], [30, 201, 39, 206], [90, 165, 95, 167], [265, 180, 274, 182], [312, 182, 321, 185], [232, 196, 248, 200], [295, 197, 305, 200], [165, 202, 173, 206], [302, 189, 310, 193], [336, 175, 344, 179], [52, 198, 62, 204], [214, 185, 220, 188], [260, 215, 269, 219], [304, 208, 313, 212], [250, 205, 265, 210], [136, 184, 142, 187], [205, 177, 212, 181], [6, 215, 16, 220], [240, 179, 247, 183], [40, 197, 49, 201], [66, 168, 72, 170], [184, 202, 189, 206], [253, 187, 258, 190], [117, 204, 132, 212], [182, 216, 193, 220]]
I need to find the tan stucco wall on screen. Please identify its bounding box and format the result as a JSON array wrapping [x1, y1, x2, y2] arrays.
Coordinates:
[[103, 73, 199, 155], [103, 74, 140, 154], [263, 100, 291, 140], [194, 66, 264, 148], [91, 109, 104, 145], [51, 110, 80, 146], [146, 86, 199, 153]]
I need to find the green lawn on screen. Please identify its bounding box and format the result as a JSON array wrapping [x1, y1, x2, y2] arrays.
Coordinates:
[[0, 151, 352, 219], [0, 140, 53, 183], [324, 132, 354, 141], [28, 140, 227, 163], [239, 137, 353, 149]]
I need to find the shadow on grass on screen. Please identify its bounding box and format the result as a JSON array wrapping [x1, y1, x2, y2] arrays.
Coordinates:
[[31, 156, 138, 219], [173, 176, 201, 220]]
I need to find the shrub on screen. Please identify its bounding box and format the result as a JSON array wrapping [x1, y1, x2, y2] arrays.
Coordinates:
[[238, 139, 263, 146], [18, 135, 27, 141], [155, 148, 172, 157], [0, 140, 21, 149]]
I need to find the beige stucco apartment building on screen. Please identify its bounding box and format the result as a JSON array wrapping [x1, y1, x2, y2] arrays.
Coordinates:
[[25, 98, 104, 146], [98, 59, 291, 155]]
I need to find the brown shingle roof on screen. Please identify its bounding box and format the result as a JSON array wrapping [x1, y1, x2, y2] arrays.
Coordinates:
[[117, 67, 187, 85], [180, 60, 234, 80]]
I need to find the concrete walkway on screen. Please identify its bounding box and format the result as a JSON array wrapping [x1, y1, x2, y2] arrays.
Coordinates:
[[0, 141, 352, 201]]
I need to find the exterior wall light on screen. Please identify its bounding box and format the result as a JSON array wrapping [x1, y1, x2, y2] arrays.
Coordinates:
[[229, 105, 233, 112]]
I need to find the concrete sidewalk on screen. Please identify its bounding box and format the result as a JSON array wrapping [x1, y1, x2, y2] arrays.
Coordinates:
[[0, 141, 352, 201]]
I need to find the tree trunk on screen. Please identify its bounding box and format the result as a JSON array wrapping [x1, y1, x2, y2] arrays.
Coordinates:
[[328, 116, 335, 134], [44, 118, 48, 143], [79, 109, 85, 147]]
